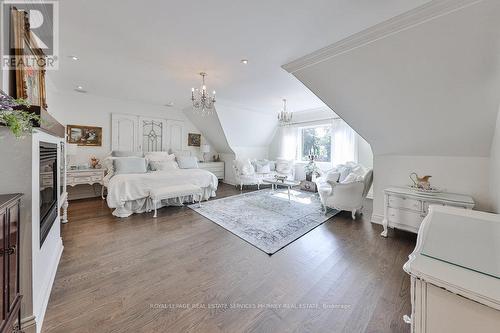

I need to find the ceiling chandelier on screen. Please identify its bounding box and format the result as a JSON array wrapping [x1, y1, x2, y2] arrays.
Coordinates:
[[191, 72, 216, 115], [278, 99, 293, 126]]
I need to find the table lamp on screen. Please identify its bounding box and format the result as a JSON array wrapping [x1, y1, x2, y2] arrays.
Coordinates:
[[201, 144, 210, 162]]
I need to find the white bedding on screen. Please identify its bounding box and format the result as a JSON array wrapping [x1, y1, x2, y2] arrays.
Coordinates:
[[106, 168, 218, 217]]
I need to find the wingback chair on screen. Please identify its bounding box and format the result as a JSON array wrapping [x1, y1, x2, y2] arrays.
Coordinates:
[[315, 164, 373, 220], [233, 159, 262, 190]]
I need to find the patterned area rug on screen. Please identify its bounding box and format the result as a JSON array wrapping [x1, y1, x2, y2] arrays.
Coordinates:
[[189, 189, 338, 254]]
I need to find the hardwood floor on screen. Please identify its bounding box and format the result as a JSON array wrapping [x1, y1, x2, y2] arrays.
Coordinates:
[[43, 183, 416, 333]]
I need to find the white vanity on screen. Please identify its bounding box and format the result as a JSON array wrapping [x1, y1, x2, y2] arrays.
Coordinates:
[[403, 206, 500, 332], [381, 187, 474, 237]]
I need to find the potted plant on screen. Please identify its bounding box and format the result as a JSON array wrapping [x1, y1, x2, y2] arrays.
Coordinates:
[[304, 153, 320, 182], [0, 89, 39, 138]]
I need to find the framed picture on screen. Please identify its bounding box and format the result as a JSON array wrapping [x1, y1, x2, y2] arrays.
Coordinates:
[[11, 8, 48, 108], [67, 125, 102, 146], [187, 133, 201, 147]]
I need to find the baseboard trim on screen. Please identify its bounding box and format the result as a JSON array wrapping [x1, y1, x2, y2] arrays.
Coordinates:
[[36, 238, 63, 333], [21, 315, 37, 333], [371, 213, 384, 225]]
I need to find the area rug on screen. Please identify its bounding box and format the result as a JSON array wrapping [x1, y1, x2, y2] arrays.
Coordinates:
[[189, 189, 338, 254]]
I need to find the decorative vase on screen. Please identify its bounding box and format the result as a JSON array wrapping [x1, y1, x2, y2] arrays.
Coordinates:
[[306, 173, 313, 182]]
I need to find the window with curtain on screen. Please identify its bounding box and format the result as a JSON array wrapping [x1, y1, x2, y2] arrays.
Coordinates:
[[278, 118, 358, 166], [299, 125, 332, 162]]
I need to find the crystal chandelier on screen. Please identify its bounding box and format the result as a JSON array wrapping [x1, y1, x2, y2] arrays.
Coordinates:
[[278, 99, 293, 126], [191, 72, 216, 115]]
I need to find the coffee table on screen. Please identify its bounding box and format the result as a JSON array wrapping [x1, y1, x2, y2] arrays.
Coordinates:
[[262, 178, 300, 201]]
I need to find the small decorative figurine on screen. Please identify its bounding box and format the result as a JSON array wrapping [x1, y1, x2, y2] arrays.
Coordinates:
[[409, 172, 432, 190], [90, 156, 100, 169]]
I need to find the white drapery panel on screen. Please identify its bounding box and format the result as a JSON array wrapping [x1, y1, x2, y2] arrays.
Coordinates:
[[332, 118, 358, 166], [278, 125, 299, 160], [276, 118, 358, 166]]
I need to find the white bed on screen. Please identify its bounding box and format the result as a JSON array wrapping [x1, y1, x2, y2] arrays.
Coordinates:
[[106, 168, 218, 217]]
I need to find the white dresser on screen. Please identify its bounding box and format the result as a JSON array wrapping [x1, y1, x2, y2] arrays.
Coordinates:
[[381, 187, 474, 237], [403, 206, 500, 332], [198, 162, 224, 180]]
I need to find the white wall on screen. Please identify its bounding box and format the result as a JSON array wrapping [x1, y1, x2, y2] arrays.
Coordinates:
[[490, 107, 500, 213], [371, 155, 491, 223], [47, 89, 211, 165], [216, 102, 276, 160]]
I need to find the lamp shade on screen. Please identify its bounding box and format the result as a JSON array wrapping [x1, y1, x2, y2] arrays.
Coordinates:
[[201, 144, 210, 153], [66, 143, 78, 156]]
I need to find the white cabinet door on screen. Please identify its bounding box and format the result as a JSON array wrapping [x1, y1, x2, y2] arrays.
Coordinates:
[[166, 120, 185, 152], [138, 117, 167, 152], [111, 113, 139, 151]]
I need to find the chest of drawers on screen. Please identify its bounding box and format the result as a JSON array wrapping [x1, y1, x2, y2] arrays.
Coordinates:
[[381, 187, 474, 237], [198, 162, 224, 180]]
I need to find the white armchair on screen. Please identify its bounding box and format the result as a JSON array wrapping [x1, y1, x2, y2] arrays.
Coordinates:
[[233, 159, 262, 190], [315, 164, 373, 220]]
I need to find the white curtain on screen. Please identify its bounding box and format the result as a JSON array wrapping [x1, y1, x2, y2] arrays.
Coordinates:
[[278, 125, 299, 160], [332, 119, 358, 166]]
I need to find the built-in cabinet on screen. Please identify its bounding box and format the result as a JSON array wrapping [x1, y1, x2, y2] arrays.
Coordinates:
[[111, 113, 186, 153], [0, 194, 22, 333]]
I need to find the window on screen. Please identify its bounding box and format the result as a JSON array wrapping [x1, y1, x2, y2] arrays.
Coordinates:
[[300, 124, 332, 162]]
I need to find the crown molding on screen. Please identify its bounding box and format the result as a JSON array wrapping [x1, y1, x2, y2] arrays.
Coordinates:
[[282, 0, 484, 73]]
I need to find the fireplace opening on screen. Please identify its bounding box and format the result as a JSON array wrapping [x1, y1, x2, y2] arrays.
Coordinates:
[[40, 142, 58, 247]]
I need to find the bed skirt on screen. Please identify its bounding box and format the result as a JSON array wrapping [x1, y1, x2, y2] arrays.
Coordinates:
[[112, 187, 216, 218]]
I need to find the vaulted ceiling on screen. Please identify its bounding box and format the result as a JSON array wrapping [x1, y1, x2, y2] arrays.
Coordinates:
[[284, 0, 500, 157], [48, 0, 432, 114]]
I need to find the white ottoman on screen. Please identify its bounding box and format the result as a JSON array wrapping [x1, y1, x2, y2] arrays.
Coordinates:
[[149, 184, 202, 217]]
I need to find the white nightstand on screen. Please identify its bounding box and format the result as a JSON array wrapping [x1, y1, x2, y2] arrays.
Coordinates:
[[67, 168, 106, 200], [198, 161, 224, 180]]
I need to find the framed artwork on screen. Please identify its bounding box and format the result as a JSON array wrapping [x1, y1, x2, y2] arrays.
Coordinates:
[[187, 133, 201, 147], [11, 8, 48, 108], [67, 125, 102, 146]]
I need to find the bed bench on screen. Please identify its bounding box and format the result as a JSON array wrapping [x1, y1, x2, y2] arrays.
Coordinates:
[[150, 184, 202, 217]]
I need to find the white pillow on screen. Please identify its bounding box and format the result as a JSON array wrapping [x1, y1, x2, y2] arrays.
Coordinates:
[[276, 159, 292, 174], [254, 160, 271, 173], [235, 159, 255, 175], [337, 165, 352, 182], [341, 172, 363, 184], [177, 156, 199, 169], [149, 160, 179, 171], [145, 152, 175, 162], [325, 170, 340, 183]]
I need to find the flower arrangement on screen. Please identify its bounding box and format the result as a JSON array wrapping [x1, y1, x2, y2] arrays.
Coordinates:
[[0, 89, 39, 138], [304, 153, 320, 181]]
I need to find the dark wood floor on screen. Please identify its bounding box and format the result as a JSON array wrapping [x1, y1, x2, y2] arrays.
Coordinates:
[[42, 183, 416, 333]]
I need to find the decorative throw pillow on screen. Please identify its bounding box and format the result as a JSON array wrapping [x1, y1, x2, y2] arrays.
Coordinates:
[[111, 151, 144, 158], [149, 160, 179, 171], [113, 157, 148, 175], [276, 159, 292, 174], [337, 165, 352, 182], [325, 170, 341, 183], [145, 152, 175, 162], [341, 172, 363, 184], [177, 156, 199, 169], [254, 159, 271, 174], [268, 161, 276, 171]]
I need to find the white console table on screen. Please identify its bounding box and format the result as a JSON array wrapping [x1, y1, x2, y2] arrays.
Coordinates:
[[198, 161, 224, 180], [381, 187, 474, 237], [67, 169, 106, 200], [403, 206, 500, 332]]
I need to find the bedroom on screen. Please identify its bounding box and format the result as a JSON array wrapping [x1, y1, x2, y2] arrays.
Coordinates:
[[0, 1, 499, 333]]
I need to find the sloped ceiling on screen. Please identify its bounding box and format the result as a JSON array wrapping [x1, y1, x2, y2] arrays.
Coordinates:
[[182, 107, 234, 155], [284, 0, 500, 157]]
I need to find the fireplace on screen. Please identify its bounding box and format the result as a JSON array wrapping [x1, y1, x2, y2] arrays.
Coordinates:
[[40, 142, 58, 246]]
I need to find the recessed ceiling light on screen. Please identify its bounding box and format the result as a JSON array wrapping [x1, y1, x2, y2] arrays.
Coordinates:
[[74, 86, 87, 93], [69, 55, 79, 61], [240, 59, 248, 64], [164, 102, 174, 107]]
